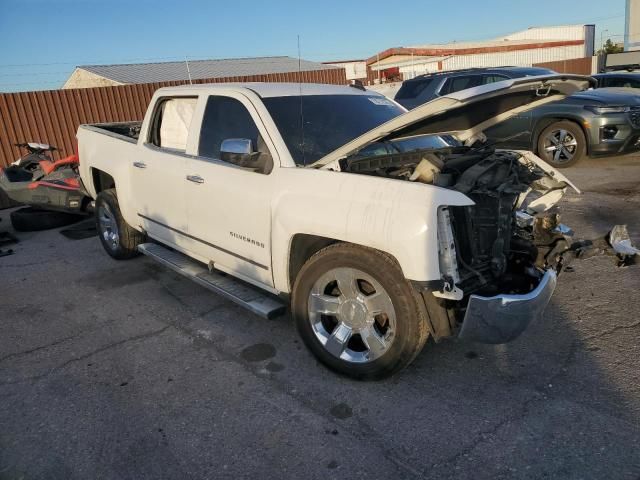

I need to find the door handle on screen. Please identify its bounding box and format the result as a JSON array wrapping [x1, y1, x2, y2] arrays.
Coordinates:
[[133, 161, 147, 169], [186, 174, 204, 184]]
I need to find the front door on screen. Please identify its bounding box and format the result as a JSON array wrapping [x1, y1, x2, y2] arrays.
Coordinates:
[[184, 94, 275, 287], [132, 96, 197, 250]]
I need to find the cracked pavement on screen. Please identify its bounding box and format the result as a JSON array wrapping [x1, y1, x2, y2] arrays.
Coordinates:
[[1, 156, 639, 479]]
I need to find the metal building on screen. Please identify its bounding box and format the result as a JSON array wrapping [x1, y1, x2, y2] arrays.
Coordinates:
[[63, 56, 341, 89], [367, 24, 596, 81], [626, 0, 640, 51]]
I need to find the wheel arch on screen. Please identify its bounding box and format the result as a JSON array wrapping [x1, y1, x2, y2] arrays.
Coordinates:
[[88, 167, 138, 229], [531, 116, 591, 156], [287, 234, 404, 293], [90, 168, 116, 195]]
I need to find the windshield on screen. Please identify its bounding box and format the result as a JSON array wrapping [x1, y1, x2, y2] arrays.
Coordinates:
[[263, 94, 405, 165]]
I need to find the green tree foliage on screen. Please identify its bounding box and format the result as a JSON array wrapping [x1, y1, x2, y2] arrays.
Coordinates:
[[598, 39, 624, 55]]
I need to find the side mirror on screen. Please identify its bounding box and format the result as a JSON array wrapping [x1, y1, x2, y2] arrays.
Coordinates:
[[220, 138, 259, 165]]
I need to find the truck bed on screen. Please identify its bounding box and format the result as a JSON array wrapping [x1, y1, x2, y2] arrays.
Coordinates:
[[79, 121, 142, 143], [77, 121, 142, 207]]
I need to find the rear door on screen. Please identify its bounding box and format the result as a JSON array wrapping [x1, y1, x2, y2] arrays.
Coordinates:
[[132, 96, 197, 250], [184, 94, 275, 287]]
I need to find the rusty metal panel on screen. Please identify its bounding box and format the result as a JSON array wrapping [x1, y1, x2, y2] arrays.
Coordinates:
[[533, 57, 594, 75]]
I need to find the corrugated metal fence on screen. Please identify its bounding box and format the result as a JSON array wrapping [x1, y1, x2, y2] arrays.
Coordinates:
[[0, 68, 346, 168]]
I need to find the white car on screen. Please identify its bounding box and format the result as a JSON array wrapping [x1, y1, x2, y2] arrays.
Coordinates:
[[76, 76, 630, 379]]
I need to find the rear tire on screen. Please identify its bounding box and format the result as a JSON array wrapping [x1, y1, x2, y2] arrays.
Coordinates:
[[95, 188, 145, 260], [292, 243, 429, 380], [536, 120, 586, 168], [10, 207, 83, 232]]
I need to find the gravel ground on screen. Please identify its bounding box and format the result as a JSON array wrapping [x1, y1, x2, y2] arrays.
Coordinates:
[[0, 156, 639, 480]]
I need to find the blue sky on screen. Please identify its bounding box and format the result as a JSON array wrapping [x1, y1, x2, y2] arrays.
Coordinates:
[[0, 0, 626, 92]]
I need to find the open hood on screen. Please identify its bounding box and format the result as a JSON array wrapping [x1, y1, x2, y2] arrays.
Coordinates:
[[310, 74, 594, 169]]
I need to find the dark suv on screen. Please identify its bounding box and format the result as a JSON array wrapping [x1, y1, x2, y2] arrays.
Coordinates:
[[394, 66, 556, 109], [593, 72, 640, 89], [394, 67, 640, 167]]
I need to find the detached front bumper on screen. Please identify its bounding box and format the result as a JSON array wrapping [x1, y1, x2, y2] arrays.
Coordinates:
[[458, 270, 557, 344]]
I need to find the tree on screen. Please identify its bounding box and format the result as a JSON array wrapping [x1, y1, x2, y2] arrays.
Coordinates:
[[598, 38, 624, 55]]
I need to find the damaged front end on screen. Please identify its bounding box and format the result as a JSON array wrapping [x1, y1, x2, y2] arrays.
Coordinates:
[[343, 146, 637, 344], [313, 75, 635, 344], [441, 149, 637, 343]]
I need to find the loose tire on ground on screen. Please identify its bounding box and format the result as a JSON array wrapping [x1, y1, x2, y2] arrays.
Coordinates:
[[536, 120, 586, 168], [292, 243, 429, 380], [95, 188, 145, 260], [10, 207, 83, 232]]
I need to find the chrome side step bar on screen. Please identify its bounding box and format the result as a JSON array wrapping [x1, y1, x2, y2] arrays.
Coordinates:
[[138, 243, 286, 319]]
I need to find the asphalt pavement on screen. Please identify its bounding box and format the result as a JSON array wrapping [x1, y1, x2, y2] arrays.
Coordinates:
[[1, 156, 639, 480]]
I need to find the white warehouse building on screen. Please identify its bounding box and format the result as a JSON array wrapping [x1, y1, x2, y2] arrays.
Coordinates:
[[367, 24, 596, 81]]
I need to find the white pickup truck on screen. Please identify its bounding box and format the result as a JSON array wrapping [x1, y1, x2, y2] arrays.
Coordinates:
[[77, 76, 629, 379]]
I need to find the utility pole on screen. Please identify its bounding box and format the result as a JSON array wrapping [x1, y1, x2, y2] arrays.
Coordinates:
[[600, 29, 609, 53], [411, 51, 415, 79]]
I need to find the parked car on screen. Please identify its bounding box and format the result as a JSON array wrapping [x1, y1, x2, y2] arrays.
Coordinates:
[[395, 68, 640, 167], [77, 77, 634, 379], [394, 66, 556, 109], [483, 87, 640, 167], [593, 72, 640, 89]]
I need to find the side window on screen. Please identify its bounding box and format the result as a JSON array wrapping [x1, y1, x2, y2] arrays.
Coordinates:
[[606, 77, 624, 87], [198, 96, 260, 160], [149, 97, 197, 151], [482, 74, 509, 84], [608, 77, 640, 88], [440, 75, 482, 95]]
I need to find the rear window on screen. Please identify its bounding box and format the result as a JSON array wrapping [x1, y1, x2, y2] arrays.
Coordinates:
[[395, 79, 433, 100], [482, 74, 510, 84]]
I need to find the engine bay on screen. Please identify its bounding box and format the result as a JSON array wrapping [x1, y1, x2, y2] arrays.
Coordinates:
[[342, 146, 586, 297]]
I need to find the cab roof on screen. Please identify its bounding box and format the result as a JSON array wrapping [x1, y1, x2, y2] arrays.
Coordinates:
[[155, 82, 375, 98]]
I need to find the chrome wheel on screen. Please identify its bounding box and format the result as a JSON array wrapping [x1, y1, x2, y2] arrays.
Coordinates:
[[543, 128, 578, 164], [98, 203, 119, 251], [307, 267, 396, 364]]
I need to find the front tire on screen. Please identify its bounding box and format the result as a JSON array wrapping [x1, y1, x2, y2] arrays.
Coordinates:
[[95, 189, 145, 259], [292, 243, 429, 380], [536, 120, 586, 168]]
